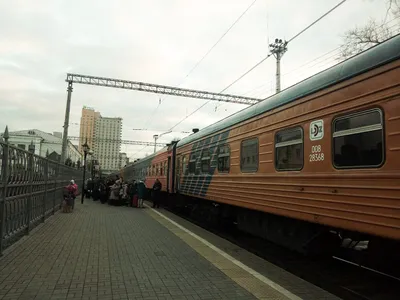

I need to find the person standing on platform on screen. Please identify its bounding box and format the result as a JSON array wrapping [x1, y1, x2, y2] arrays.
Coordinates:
[[128, 180, 137, 207], [87, 178, 94, 199], [137, 180, 146, 208], [65, 180, 78, 212], [99, 179, 107, 204], [92, 177, 100, 201], [152, 178, 162, 208], [109, 179, 121, 205]]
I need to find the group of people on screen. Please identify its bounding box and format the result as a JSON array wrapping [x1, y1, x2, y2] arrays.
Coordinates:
[[83, 176, 163, 208]]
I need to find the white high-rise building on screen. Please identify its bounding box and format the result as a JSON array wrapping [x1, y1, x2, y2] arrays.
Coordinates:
[[93, 116, 122, 172]]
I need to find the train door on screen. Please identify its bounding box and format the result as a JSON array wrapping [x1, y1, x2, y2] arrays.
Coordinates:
[[167, 157, 171, 192]]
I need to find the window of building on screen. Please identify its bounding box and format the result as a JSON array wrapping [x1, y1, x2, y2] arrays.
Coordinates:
[[188, 152, 199, 174], [217, 144, 230, 173], [201, 149, 211, 173], [17, 144, 26, 150], [333, 109, 384, 168], [275, 127, 303, 171], [241, 138, 258, 172]]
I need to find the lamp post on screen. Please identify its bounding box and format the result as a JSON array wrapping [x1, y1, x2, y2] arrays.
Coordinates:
[[81, 139, 93, 204]]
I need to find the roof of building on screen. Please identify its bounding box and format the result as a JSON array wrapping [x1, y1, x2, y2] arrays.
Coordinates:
[[8, 129, 82, 154], [9, 129, 61, 143], [177, 34, 400, 147]]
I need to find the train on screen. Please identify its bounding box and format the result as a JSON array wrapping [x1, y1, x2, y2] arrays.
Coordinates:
[[118, 35, 400, 264]]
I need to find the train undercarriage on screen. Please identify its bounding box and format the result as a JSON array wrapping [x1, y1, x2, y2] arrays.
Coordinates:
[[162, 191, 400, 277]]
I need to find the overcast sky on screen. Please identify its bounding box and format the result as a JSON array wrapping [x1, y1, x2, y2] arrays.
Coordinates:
[[0, 0, 389, 159]]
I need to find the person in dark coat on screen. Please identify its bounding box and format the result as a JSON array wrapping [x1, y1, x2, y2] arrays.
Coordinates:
[[99, 180, 107, 204], [128, 180, 137, 207], [137, 180, 147, 208], [86, 178, 94, 199], [152, 179, 162, 208], [92, 177, 100, 201]]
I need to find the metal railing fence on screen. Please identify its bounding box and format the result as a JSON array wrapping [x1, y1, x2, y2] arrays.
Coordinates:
[[0, 130, 82, 255]]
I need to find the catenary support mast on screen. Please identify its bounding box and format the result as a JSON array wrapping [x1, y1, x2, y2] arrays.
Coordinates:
[[61, 74, 263, 161], [269, 39, 288, 93]]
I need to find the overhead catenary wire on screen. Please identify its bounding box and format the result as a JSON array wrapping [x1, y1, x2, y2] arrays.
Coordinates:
[[142, 0, 258, 130], [287, 0, 348, 43], [216, 0, 351, 108], [169, 54, 273, 131], [168, 0, 349, 130], [179, 0, 258, 84], [131, 2, 399, 160]]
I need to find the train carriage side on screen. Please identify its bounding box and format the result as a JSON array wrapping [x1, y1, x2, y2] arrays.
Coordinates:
[[121, 146, 175, 195], [174, 35, 400, 256]]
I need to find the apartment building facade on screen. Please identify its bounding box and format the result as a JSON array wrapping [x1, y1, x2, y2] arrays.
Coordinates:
[[79, 106, 100, 152], [79, 107, 123, 172]]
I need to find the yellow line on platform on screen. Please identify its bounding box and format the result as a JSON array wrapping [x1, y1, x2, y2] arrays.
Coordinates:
[[145, 204, 302, 300]]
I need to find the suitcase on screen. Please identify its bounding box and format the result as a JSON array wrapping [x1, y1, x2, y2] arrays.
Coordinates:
[[132, 195, 138, 208]]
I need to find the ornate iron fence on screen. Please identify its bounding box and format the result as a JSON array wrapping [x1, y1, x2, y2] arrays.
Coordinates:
[[0, 129, 82, 255]]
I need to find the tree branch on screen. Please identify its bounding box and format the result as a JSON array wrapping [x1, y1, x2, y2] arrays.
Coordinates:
[[338, 0, 400, 60]]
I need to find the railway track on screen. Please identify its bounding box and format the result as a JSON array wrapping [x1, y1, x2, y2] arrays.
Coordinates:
[[163, 204, 399, 300]]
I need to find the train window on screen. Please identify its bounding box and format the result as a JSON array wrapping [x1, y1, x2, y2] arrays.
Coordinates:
[[275, 127, 303, 171], [201, 149, 211, 173], [177, 157, 181, 175], [241, 138, 258, 172], [218, 144, 230, 173], [333, 109, 384, 168], [189, 152, 197, 174], [183, 156, 187, 175]]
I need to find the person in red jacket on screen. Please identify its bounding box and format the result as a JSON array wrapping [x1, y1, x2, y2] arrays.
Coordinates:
[[65, 180, 78, 212]]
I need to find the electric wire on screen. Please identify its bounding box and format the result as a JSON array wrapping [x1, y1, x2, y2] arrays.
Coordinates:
[[142, 0, 258, 130], [168, 1, 349, 130]]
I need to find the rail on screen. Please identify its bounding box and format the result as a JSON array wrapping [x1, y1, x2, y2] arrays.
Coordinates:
[[0, 129, 83, 255]]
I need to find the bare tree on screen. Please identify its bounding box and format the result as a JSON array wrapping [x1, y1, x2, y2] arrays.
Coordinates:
[[338, 0, 400, 59]]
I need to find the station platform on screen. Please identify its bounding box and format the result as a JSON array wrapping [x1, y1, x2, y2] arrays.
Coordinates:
[[0, 200, 340, 300]]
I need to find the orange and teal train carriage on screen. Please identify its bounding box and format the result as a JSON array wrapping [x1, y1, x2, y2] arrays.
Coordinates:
[[120, 35, 400, 264]]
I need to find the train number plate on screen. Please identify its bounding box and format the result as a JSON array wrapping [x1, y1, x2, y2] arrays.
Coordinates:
[[309, 145, 324, 162]]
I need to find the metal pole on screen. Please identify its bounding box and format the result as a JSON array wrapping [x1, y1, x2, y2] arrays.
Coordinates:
[[53, 164, 58, 214], [26, 146, 34, 234], [0, 126, 10, 255], [61, 81, 73, 163], [153, 135, 158, 153], [42, 158, 48, 222], [81, 151, 87, 204], [276, 52, 281, 94], [269, 39, 287, 94], [26, 141, 35, 234]]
